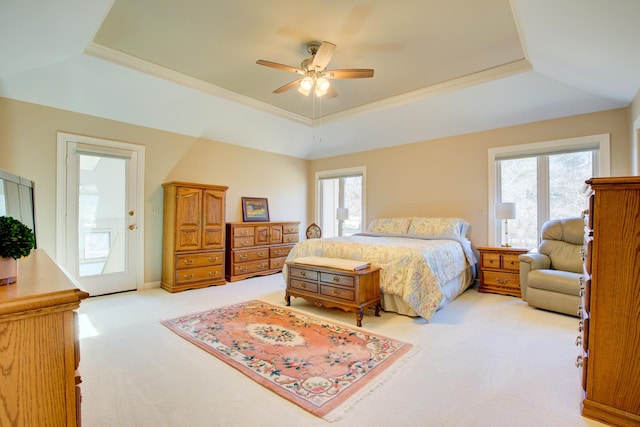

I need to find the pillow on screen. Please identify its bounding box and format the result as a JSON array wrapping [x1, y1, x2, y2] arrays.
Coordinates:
[[408, 217, 468, 238], [367, 217, 412, 234]]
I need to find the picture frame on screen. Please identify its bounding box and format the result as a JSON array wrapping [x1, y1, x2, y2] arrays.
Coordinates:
[[242, 197, 270, 222]]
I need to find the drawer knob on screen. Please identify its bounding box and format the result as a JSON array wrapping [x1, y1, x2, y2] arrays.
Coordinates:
[[575, 355, 583, 368], [333, 276, 340, 282], [258, 252, 265, 256], [577, 306, 583, 318], [575, 336, 582, 346], [300, 271, 306, 277], [333, 289, 340, 295], [239, 254, 247, 259], [183, 274, 195, 279], [183, 259, 195, 265], [578, 320, 584, 333], [208, 256, 217, 262]]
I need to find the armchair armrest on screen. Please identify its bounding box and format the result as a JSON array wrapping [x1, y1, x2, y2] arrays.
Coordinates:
[[519, 253, 551, 300]]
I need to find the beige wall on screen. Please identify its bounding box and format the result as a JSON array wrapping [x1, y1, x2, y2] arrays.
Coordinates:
[[0, 96, 632, 284], [0, 97, 308, 284], [310, 108, 630, 246]]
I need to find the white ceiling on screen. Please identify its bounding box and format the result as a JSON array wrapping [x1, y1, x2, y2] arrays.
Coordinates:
[[1, 0, 638, 160]]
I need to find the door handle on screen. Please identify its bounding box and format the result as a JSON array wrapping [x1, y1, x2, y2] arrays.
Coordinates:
[[129, 224, 138, 230]]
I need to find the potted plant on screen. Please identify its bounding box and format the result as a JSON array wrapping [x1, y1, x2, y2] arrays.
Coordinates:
[[0, 216, 35, 285]]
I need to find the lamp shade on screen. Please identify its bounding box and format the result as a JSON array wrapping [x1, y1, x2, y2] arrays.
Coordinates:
[[496, 202, 516, 220], [336, 208, 349, 221]]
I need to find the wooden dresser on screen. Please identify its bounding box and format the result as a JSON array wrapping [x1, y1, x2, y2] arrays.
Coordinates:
[[477, 246, 529, 297], [0, 250, 89, 426], [225, 222, 299, 281], [579, 177, 640, 426], [161, 182, 228, 292]]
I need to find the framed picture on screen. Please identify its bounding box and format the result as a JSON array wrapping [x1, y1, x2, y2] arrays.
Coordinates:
[[242, 197, 270, 222]]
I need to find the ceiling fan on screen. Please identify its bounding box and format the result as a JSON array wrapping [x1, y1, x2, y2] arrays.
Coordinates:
[[256, 41, 374, 98]]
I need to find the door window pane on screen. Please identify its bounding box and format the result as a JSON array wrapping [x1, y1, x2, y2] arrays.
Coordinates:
[[78, 155, 127, 276], [318, 171, 364, 238]]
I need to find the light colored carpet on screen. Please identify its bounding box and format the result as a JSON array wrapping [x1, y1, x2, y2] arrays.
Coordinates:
[[78, 274, 605, 427]]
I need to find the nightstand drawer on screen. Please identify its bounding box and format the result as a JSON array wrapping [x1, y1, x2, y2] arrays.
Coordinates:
[[502, 254, 520, 271], [481, 253, 501, 269], [482, 271, 520, 287]]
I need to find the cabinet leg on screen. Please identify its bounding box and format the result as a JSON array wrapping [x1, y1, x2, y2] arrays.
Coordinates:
[[356, 310, 363, 327], [285, 294, 291, 306], [375, 303, 381, 317]]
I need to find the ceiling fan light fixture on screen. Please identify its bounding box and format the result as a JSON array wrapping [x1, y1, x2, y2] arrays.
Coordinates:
[[298, 84, 311, 96], [316, 77, 330, 91], [314, 85, 328, 97], [300, 76, 314, 91]]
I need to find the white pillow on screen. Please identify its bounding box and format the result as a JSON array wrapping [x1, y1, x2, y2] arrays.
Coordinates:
[[367, 217, 412, 234], [408, 217, 468, 238]]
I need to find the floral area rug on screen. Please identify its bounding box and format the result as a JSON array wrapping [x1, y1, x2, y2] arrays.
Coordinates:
[[161, 300, 414, 420]]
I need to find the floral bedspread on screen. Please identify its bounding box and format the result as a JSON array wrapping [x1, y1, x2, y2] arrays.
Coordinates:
[[284, 234, 473, 320]]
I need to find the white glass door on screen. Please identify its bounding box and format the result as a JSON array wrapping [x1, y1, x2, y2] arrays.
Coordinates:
[[58, 136, 143, 296]]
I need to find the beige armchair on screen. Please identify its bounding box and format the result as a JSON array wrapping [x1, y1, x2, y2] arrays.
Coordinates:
[[519, 217, 584, 316]]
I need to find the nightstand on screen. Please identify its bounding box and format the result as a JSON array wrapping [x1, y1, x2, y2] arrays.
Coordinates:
[[477, 246, 529, 297]]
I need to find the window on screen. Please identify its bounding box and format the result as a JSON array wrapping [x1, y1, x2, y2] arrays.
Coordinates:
[[489, 134, 610, 248], [315, 167, 366, 237]]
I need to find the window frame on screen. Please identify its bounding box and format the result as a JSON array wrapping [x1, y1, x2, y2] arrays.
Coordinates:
[[314, 166, 367, 238], [487, 134, 610, 246]]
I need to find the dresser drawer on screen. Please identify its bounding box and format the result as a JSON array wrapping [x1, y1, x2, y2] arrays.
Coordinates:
[[176, 252, 223, 269], [233, 260, 269, 276], [270, 245, 293, 258], [320, 272, 354, 287], [283, 223, 299, 234], [481, 271, 519, 287], [289, 278, 318, 293], [289, 267, 318, 281], [233, 236, 255, 248], [176, 265, 224, 284], [321, 285, 355, 301], [270, 257, 287, 269], [283, 233, 299, 243], [233, 226, 254, 237], [233, 248, 268, 263]]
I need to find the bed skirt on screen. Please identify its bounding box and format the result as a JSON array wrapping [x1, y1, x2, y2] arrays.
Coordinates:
[[380, 265, 475, 317]]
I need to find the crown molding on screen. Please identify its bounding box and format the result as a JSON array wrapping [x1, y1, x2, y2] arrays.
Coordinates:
[[84, 42, 312, 126]]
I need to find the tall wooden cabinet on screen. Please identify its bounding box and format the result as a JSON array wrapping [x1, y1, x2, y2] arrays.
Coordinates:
[[0, 250, 89, 426], [579, 177, 640, 426], [225, 222, 299, 281], [162, 182, 228, 292]]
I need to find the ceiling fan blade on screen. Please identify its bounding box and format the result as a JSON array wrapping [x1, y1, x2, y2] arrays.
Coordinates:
[[325, 85, 338, 99], [256, 60, 304, 75], [311, 41, 336, 71], [325, 69, 374, 79], [273, 79, 302, 94]]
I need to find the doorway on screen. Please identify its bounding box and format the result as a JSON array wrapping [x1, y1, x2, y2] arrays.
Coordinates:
[[56, 133, 145, 296]]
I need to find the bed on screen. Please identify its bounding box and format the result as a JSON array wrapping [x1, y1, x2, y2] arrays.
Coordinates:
[[283, 217, 477, 321]]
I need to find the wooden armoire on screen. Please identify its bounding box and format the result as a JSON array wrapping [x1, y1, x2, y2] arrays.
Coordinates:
[[161, 182, 228, 292], [579, 176, 640, 426]]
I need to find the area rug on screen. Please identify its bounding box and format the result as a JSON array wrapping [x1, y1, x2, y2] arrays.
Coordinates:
[[161, 300, 414, 420]]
